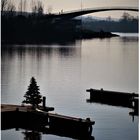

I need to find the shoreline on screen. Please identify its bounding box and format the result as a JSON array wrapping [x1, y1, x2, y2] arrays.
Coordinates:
[[2, 32, 119, 45]]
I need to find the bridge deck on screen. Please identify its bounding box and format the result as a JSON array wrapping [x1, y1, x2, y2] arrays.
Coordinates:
[[53, 7, 138, 19]]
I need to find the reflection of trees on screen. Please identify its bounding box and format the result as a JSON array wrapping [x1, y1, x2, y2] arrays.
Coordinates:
[[58, 47, 76, 57], [23, 130, 41, 140], [2, 45, 79, 59], [121, 37, 138, 42]]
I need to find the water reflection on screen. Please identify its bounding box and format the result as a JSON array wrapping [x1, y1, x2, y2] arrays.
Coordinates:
[[2, 44, 81, 59], [1, 36, 138, 140], [23, 130, 41, 140], [2, 127, 95, 140], [121, 37, 138, 42], [86, 97, 138, 122], [22, 130, 95, 140]]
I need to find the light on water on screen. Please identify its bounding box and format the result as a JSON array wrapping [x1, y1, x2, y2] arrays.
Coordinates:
[[1, 34, 138, 140]]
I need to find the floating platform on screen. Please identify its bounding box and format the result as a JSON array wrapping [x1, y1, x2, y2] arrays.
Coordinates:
[[1, 104, 95, 139], [86, 88, 139, 109]]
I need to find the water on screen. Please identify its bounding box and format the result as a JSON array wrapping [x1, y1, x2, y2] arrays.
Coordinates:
[[1, 33, 138, 140]]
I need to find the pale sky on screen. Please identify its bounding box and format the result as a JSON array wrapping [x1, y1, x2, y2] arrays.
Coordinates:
[[14, 0, 139, 18]]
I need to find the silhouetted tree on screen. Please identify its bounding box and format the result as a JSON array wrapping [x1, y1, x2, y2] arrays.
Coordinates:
[[7, 2, 16, 11], [106, 16, 112, 22], [1, 0, 8, 12], [1, 0, 16, 16], [120, 12, 134, 21], [6, 1, 16, 16], [32, 0, 38, 14], [31, 0, 44, 15], [47, 5, 53, 14], [23, 0, 27, 12], [18, 0, 23, 14], [37, 1, 44, 15], [22, 77, 42, 108]]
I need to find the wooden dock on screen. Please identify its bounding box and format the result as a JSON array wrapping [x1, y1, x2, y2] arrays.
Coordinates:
[[1, 104, 95, 139], [1, 104, 53, 130], [86, 88, 139, 109]]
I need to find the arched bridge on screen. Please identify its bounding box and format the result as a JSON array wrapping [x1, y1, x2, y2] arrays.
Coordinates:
[[52, 7, 138, 19]]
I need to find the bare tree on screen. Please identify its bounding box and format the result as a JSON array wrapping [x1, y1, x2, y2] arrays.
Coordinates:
[[121, 12, 132, 21], [47, 5, 53, 14], [32, 0, 37, 14], [1, 0, 16, 16], [1, 0, 8, 13], [31, 0, 44, 15], [7, 1, 16, 12], [23, 0, 27, 12], [32, 5, 38, 14], [18, 0, 23, 14], [37, 1, 44, 15]]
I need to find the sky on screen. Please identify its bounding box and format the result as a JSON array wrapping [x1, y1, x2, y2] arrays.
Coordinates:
[[45, 0, 139, 18], [14, 0, 139, 18]]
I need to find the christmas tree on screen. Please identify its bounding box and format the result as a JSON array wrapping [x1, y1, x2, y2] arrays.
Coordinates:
[[23, 77, 42, 108]]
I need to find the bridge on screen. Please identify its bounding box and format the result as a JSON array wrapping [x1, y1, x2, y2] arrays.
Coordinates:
[[48, 7, 138, 20]]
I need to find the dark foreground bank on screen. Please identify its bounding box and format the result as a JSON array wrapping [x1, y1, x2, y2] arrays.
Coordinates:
[[2, 15, 118, 44]]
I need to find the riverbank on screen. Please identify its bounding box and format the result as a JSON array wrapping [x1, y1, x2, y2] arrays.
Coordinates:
[[2, 15, 118, 45], [2, 29, 118, 45]]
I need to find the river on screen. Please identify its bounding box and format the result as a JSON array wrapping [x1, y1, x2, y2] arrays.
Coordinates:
[[1, 33, 138, 140]]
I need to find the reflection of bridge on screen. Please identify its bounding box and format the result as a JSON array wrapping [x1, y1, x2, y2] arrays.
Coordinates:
[[51, 7, 138, 19]]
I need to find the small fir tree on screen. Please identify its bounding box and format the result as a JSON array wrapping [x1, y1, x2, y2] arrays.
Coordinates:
[[23, 77, 42, 108]]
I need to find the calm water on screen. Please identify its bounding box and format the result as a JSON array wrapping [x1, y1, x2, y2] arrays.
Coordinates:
[[1, 33, 138, 140]]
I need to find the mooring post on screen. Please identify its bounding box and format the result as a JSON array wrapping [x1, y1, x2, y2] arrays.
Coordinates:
[[86, 118, 93, 135], [16, 108, 19, 112], [43, 96, 46, 109]]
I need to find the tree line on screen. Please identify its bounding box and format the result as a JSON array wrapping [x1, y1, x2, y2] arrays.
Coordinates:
[[82, 12, 138, 33], [1, 0, 51, 16]]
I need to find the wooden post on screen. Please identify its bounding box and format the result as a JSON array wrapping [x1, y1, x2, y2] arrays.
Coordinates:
[[43, 96, 46, 108]]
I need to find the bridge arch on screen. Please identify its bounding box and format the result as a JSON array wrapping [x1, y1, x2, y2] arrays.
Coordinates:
[[56, 7, 138, 19]]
